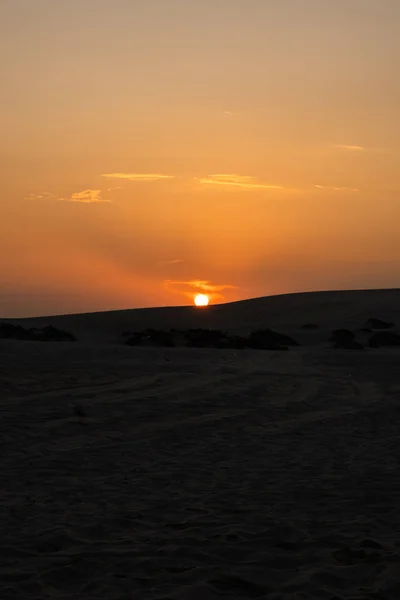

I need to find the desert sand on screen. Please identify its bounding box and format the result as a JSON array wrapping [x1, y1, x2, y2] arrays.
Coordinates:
[[2, 288, 400, 599]]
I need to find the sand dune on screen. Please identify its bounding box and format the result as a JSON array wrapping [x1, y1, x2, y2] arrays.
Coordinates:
[[2, 289, 400, 598], [4, 288, 400, 343]]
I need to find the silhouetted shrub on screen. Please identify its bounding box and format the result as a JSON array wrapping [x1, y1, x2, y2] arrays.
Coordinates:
[[248, 329, 299, 350], [39, 326, 76, 341], [124, 329, 175, 347], [365, 318, 394, 330], [184, 329, 227, 348], [122, 327, 299, 351], [331, 329, 363, 349], [331, 329, 355, 341], [0, 323, 34, 340], [225, 335, 249, 349], [145, 329, 175, 347], [0, 323, 76, 342], [369, 331, 400, 348], [124, 333, 143, 346]]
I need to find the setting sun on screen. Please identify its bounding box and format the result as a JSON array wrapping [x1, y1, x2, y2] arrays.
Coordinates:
[[194, 294, 209, 307]]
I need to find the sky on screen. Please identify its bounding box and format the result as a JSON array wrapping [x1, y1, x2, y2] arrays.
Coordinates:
[[1, 0, 400, 317]]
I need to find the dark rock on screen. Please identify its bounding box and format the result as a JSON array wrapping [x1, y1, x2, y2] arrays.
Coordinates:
[[369, 331, 400, 348]]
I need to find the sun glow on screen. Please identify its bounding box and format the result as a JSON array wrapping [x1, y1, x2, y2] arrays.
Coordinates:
[[194, 294, 209, 307]]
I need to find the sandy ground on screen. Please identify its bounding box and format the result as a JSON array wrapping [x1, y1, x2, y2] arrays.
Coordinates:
[[2, 290, 400, 599]]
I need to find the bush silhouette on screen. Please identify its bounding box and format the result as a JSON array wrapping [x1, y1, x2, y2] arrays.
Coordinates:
[[369, 331, 400, 348], [184, 329, 228, 348], [331, 329, 363, 349], [248, 329, 298, 350], [123, 327, 299, 351], [0, 323, 76, 342], [125, 329, 175, 347], [365, 318, 394, 330]]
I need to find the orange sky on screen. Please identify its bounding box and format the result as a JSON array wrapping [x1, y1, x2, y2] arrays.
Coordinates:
[[1, 0, 400, 316]]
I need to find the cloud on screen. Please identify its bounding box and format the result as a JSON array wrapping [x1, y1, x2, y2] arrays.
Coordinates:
[[159, 259, 184, 266], [25, 189, 110, 203], [165, 279, 238, 302], [24, 192, 57, 201], [314, 184, 359, 192], [334, 144, 392, 156], [102, 173, 175, 182], [65, 189, 109, 203], [334, 144, 365, 151], [223, 110, 241, 117], [198, 174, 283, 190]]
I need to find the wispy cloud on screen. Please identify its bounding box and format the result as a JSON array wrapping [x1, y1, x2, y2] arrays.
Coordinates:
[[165, 279, 238, 302], [159, 259, 184, 266], [335, 144, 365, 151], [223, 110, 241, 117], [334, 144, 392, 156], [102, 173, 175, 182], [198, 174, 283, 190], [25, 189, 110, 203], [25, 192, 57, 201], [64, 189, 109, 203], [314, 184, 359, 192]]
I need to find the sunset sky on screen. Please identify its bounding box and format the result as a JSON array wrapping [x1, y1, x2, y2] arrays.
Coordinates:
[[1, 0, 399, 316]]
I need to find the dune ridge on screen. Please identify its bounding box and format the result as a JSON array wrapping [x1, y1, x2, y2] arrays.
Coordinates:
[[3, 288, 400, 343]]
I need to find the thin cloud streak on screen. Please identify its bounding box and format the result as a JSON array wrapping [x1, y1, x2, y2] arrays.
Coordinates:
[[198, 173, 283, 190], [25, 192, 57, 201], [314, 185, 359, 192], [334, 144, 392, 155], [159, 259, 184, 266], [102, 173, 175, 181], [335, 144, 365, 151]]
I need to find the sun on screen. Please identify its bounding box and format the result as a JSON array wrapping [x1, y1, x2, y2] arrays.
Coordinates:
[[194, 293, 209, 307]]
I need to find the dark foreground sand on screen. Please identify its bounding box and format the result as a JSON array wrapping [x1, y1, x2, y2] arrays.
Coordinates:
[[2, 290, 400, 599]]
